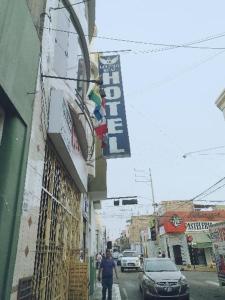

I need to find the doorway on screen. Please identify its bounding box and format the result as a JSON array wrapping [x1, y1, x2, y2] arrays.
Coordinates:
[[195, 248, 207, 265], [173, 245, 183, 265]]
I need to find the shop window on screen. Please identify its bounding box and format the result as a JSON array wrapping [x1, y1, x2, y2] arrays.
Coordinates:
[[0, 106, 4, 145]]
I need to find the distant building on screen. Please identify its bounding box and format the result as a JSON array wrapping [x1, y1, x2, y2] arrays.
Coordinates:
[[158, 210, 225, 266], [128, 215, 151, 253], [158, 200, 194, 216]]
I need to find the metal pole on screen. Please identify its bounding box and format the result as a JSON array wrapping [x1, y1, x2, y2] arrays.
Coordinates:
[[149, 168, 156, 214]]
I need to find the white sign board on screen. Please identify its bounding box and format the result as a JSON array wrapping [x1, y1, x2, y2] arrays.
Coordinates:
[[48, 89, 87, 192], [186, 221, 217, 232]]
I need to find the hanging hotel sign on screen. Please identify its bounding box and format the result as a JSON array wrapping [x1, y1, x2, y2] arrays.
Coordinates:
[[98, 55, 131, 158], [186, 221, 217, 232]]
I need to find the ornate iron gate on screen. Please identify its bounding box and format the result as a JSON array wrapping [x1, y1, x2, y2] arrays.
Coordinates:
[[33, 144, 81, 299]]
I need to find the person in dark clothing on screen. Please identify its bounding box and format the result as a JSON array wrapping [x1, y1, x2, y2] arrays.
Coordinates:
[[98, 249, 118, 300]]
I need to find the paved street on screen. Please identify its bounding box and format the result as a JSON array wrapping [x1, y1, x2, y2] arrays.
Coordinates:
[[117, 269, 225, 300]]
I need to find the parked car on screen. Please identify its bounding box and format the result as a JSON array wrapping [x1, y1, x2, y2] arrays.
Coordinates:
[[117, 253, 123, 266], [138, 258, 189, 300], [120, 250, 140, 272]]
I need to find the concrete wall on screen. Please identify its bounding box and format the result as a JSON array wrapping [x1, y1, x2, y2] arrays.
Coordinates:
[[147, 240, 159, 258], [129, 215, 150, 244], [159, 234, 191, 265], [205, 248, 213, 265]]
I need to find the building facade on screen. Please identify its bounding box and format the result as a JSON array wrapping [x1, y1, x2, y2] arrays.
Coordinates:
[[128, 215, 151, 253], [0, 1, 42, 298], [4, 1, 107, 299], [158, 210, 225, 266]]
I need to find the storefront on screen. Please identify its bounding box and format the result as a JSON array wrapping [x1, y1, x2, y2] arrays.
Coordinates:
[[186, 221, 216, 266], [159, 210, 225, 266], [159, 214, 191, 265]]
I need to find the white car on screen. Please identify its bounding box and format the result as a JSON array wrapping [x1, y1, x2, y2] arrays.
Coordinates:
[[121, 250, 140, 272]]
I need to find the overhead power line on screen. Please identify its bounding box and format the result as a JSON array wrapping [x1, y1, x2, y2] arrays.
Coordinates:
[[183, 145, 225, 158], [41, 26, 225, 51], [50, 0, 91, 11], [191, 176, 225, 201]]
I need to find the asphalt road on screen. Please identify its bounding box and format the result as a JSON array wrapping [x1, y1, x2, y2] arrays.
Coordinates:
[[117, 269, 225, 300]]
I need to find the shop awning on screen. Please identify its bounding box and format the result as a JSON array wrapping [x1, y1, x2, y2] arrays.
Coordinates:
[[190, 232, 212, 249]]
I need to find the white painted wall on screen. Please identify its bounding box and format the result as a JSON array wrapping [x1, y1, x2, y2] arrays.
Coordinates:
[[159, 234, 191, 265], [205, 248, 213, 265]]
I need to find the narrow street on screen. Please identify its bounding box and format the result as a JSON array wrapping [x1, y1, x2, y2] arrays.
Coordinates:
[[117, 269, 225, 300]]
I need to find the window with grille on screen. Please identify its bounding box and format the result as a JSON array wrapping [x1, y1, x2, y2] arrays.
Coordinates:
[[33, 144, 81, 299]]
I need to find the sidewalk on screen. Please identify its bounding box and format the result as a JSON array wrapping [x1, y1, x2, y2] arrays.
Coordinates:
[[181, 264, 217, 272], [90, 282, 121, 300]]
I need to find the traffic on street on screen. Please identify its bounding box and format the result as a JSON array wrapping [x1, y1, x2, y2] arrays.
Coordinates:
[[116, 268, 225, 300]]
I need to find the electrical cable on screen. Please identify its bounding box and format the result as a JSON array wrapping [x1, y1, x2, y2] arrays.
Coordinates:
[[41, 26, 225, 51], [50, 0, 91, 11], [195, 183, 225, 200], [183, 145, 225, 158], [190, 176, 225, 201]]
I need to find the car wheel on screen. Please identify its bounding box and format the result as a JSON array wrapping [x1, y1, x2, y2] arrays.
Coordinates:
[[183, 296, 190, 300], [121, 267, 124, 272], [139, 285, 142, 292]]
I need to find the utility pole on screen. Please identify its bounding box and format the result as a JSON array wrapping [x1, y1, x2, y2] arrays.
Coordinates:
[[149, 168, 157, 214], [134, 168, 157, 213]]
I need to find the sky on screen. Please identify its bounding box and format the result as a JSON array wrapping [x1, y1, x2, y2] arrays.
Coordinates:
[[93, 0, 225, 239]]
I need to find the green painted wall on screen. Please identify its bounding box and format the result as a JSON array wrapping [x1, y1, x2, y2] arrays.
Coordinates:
[[0, 0, 40, 298], [0, 0, 40, 123]]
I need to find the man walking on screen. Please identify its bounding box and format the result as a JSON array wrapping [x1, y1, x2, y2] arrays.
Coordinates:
[[98, 249, 118, 300]]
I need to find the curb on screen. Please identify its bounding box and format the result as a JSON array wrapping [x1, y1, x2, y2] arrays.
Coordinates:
[[182, 267, 216, 272], [90, 282, 122, 300], [114, 284, 122, 300]]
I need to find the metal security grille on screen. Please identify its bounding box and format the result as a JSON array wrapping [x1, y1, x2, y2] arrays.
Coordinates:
[[33, 144, 81, 300], [18, 277, 32, 299]]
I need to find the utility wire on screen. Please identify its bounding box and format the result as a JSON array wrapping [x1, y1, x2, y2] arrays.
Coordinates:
[[191, 176, 225, 201], [50, 0, 91, 11], [183, 145, 225, 158], [41, 26, 225, 51], [196, 183, 225, 200]]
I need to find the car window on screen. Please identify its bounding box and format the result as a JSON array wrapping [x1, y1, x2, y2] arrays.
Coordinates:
[[145, 260, 178, 272], [123, 252, 138, 257]]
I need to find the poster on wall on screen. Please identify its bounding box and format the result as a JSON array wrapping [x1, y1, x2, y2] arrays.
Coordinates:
[[210, 222, 225, 286], [98, 55, 131, 158]]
